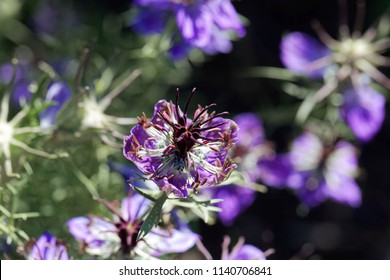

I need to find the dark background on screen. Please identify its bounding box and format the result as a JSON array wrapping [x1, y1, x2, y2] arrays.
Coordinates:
[[2, 0, 389, 260], [192, 0, 390, 260]]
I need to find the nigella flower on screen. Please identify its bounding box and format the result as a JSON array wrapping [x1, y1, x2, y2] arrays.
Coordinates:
[[123, 89, 238, 197], [284, 132, 361, 208], [280, 4, 389, 142], [0, 91, 67, 178], [26, 232, 69, 260], [67, 193, 198, 259], [79, 69, 140, 146], [131, 0, 246, 59], [39, 81, 72, 129]]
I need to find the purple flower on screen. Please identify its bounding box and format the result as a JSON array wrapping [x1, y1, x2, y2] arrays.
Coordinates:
[[39, 82, 72, 129], [32, 0, 79, 36], [341, 86, 385, 142], [131, 0, 245, 58], [231, 113, 267, 181], [27, 232, 69, 260], [132, 7, 170, 35], [209, 113, 294, 225], [0, 63, 32, 108], [212, 186, 255, 226], [279, 26, 389, 142], [257, 155, 292, 187], [68, 193, 198, 258], [123, 90, 238, 197], [67, 216, 121, 257], [229, 113, 287, 187], [206, 113, 265, 225], [0, 63, 23, 83], [281, 32, 332, 78], [286, 132, 361, 208], [221, 236, 266, 260]]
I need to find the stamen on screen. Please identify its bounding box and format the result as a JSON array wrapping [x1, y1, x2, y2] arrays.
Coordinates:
[[311, 20, 339, 48], [369, 55, 390, 66], [313, 79, 338, 102], [157, 111, 175, 128], [356, 59, 390, 88], [193, 121, 228, 132], [304, 55, 334, 73], [362, 27, 377, 42], [198, 112, 229, 127], [372, 38, 390, 52], [192, 104, 217, 125], [175, 88, 181, 120], [183, 87, 197, 116], [338, 0, 350, 37], [352, 0, 366, 38]]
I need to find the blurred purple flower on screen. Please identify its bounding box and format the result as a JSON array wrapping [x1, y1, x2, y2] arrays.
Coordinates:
[[0, 63, 23, 83], [67, 216, 121, 257], [212, 186, 255, 226], [39, 82, 71, 129], [209, 113, 289, 225], [285, 132, 361, 208], [123, 90, 238, 197], [281, 32, 332, 78], [257, 155, 291, 187], [341, 86, 385, 142], [68, 193, 198, 258], [279, 28, 388, 142], [131, 0, 245, 58], [32, 1, 79, 36], [221, 236, 266, 260], [0, 63, 32, 108], [132, 7, 170, 35], [207, 113, 262, 225], [27, 232, 69, 260]]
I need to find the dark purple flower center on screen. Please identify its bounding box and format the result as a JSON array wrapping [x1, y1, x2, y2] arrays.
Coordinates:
[[156, 89, 228, 158], [116, 221, 141, 254]]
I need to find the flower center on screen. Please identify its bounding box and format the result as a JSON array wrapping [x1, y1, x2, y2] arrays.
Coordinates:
[[82, 98, 107, 129], [337, 38, 372, 64], [0, 121, 13, 144]]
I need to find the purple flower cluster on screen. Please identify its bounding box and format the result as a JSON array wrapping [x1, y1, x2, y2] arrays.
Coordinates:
[[0, 62, 71, 129], [269, 132, 361, 208], [131, 0, 246, 59], [280, 28, 388, 142], [67, 193, 198, 258], [208, 113, 280, 225], [123, 90, 238, 197]]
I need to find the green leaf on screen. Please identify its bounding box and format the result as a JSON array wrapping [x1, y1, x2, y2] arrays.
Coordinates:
[[130, 184, 158, 202], [137, 192, 167, 241], [296, 93, 316, 124], [216, 170, 267, 193], [243, 66, 299, 81]]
